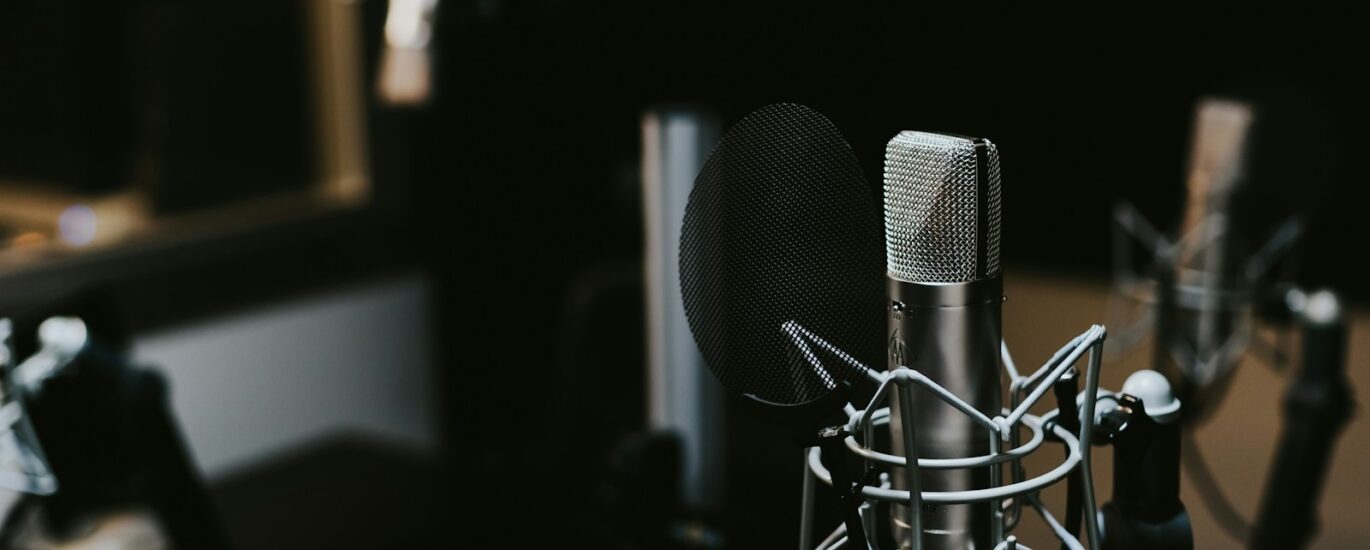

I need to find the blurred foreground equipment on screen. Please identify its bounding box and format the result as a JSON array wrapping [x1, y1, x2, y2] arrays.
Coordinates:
[[0, 317, 226, 549]]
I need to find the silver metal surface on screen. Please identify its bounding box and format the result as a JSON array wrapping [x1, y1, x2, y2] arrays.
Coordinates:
[[884, 129, 1004, 548], [1079, 341, 1105, 549], [844, 407, 1043, 469], [642, 107, 725, 508], [1168, 99, 1255, 418], [887, 277, 1003, 549], [800, 325, 1109, 549], [897, 381, 925, 546], [884, 132, 1001, 283], [807, 414, 1083, 504], [800, 448, 817, 550]]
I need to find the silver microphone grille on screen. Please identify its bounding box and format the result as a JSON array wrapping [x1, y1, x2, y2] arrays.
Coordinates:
[[1180, 98, 1253, 235], [884, 131, 1002, 283]]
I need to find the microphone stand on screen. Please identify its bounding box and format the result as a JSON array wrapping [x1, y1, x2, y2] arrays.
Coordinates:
[[1251, 290, 1353, 549], [816, 426, 870, 550], [1098, 392, 1192, 550]]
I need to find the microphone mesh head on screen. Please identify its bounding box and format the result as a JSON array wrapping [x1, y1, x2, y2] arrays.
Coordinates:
[[1180, 98, 1253, 235], [884, 131, 1001, 283]]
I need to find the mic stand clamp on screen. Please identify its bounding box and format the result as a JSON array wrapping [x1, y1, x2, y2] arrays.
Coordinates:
[[1251, 289, 1354, 549], [815, 426, 871, 549], [1099, 394, 1193, 550]]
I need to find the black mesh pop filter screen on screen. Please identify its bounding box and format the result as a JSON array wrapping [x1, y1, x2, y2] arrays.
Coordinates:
[[680, 103, 885, 407]]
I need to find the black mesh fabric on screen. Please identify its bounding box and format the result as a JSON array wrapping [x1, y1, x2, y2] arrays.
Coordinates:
[[680, 103, 885, 406]]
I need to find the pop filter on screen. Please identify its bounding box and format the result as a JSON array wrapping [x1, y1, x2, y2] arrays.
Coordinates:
[[679, 103, 884, 432]]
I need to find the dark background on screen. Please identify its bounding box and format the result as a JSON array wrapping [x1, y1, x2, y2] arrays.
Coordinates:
[[428, 4, 1365, 547], [1, 2, 1365, 548]]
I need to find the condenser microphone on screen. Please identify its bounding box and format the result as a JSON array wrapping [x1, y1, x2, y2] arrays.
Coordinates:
[[1160, 98, 1255, 420], [884, 131, 1003, 549]]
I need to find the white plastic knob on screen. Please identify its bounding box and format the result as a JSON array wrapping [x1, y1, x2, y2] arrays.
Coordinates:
[[1121, 369, 1181, 424], [37, 317, 88, 358]]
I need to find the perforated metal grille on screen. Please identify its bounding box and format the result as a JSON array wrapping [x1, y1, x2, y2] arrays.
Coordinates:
[[884, 131, 1001, 283], [680, 104, 885, 406]]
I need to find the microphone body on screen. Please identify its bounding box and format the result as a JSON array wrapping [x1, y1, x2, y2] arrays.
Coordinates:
[[887, 278, 1001, 549], [884, 132, 1003, 549], [1161, 99, 1255, 420]]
